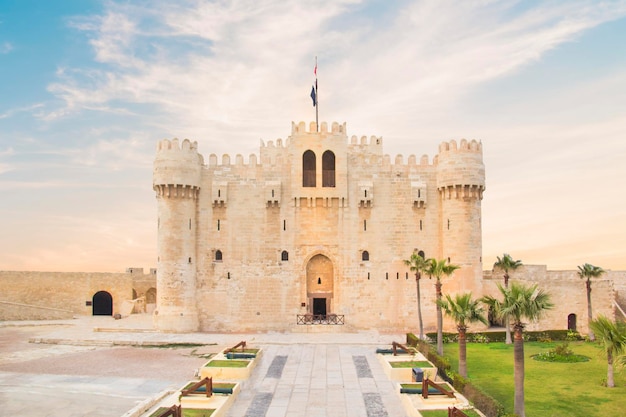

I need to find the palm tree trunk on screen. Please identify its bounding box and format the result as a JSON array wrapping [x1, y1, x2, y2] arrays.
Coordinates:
[[416, 275, 424, 339], [505, 314, 512, 344], [607, 351, 614, 388], [458, 326, 467, 377], [504, 274, 512, 344], [436, 279, 443, 356], [513, 324, 526, 417], [586, 279, 595, 341]]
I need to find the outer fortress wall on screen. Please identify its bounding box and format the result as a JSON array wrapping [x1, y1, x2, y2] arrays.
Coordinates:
[[0, 270, 146, 320], [483, 266, 617, 334]]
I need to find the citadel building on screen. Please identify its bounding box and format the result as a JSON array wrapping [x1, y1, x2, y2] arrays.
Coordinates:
[[153, 121, 486, 332], [1, 121, 623, 335]]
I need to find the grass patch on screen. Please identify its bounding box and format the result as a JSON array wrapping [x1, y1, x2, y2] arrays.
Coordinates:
[[389, 360, 432, 368], [150, 408, 214, 417], [401, 382, 452, 391], [420, 409, 481, 417], [442, 341, 626, 416], [204, 359, 250, 368]]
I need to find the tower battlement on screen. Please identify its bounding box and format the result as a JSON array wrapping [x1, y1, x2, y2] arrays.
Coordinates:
[[291, 121, 347, 135], [435, 139, 485, 200], [153, 138, 203, 190]]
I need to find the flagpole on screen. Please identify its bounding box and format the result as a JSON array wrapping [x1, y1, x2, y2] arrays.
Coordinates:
[[315, 56, 319, 132]]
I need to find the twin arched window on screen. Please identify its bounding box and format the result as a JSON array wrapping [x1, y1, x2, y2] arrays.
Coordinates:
[[302, 150, 335, 187]]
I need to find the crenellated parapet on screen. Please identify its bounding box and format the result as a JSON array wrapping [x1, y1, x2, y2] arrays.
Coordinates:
[[435, 139, 485, 200], [153, 138, 203, 197], [291, 121, 346, 135]]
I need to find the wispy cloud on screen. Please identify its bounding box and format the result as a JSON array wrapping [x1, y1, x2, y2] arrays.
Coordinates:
[[44, 0, 626, 147], [0, 103, 44, 120], [0, 41, 13, 54]]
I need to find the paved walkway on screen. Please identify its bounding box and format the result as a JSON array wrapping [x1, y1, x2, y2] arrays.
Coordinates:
[[224, 344, 406, 417], [0, 316, 409, 417]]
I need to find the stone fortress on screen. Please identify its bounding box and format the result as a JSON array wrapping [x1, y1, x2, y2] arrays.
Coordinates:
[[1, 120, 624, 335]]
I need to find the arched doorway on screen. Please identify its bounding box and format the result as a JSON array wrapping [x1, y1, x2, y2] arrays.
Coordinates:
[[92, 291, 113, 316], [306, 254, 334, 317], [567, 313, 577, 331], [145, 287, 157, 314]]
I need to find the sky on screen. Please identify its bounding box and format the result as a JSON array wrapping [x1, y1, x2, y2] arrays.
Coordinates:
[[1, 0, 625, 273]]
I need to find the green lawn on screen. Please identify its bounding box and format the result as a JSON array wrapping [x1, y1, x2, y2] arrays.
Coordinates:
[[389, 360, 432, 368], [204, 359, 250, 368], [420, 409, 481, 417], [442, 341, 626, 417]]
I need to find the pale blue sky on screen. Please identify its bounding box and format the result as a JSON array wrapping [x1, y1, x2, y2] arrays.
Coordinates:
[[1, 0, 625, 272]]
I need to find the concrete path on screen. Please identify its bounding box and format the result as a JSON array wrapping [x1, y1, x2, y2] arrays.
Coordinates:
[[0, 316, 409, 417]]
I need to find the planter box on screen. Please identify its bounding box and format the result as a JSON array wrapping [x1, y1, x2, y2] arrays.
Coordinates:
[[377, 353, 438, 382], [199, 348, 262, 381], [179, 381, 240, 415]]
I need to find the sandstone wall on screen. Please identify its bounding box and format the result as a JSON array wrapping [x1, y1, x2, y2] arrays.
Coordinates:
[[483, 266, 616, 335], [0, 270, 154, 320]]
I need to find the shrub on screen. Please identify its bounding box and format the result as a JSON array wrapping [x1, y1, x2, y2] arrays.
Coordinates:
[[406, 332, 419, 347], [462, 383, 505, 417]]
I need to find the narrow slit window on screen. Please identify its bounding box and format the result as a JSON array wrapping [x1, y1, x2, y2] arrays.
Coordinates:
[[364, 220, 367, 231], [217, 219, 220, 231]]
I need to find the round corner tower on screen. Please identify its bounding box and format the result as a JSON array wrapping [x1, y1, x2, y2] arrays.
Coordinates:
[[435, 139, 486, 294], [153, 138, 203, 332]]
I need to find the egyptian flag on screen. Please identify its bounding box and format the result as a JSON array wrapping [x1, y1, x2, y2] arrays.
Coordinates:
[[310, 63, 317, 106]]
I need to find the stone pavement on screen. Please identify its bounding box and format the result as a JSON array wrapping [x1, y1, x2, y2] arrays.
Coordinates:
[[0, 316, 410, 417]]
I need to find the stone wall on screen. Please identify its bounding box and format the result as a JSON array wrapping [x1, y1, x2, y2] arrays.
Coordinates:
[[483, 265, 617, 335], [0, 270, 155, 320]]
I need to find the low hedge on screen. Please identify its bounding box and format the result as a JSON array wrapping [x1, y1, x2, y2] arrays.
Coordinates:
[[406, 332, 510, 417], [423, 329, 582, 344]]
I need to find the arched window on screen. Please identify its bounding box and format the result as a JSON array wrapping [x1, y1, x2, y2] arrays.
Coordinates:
[[322, 150, 335, 187], [281, 250, 289, 261], [215, 250, 223, 261], [362, 251, 369, 261], [302, 150, 316, 187], [418, 250, 425, 258]]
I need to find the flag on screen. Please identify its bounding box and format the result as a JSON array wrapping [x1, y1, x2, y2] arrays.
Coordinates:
[[310, 84, 317, 106]]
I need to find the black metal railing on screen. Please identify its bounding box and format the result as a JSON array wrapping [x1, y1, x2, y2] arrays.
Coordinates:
[[297, 314, 344, 325]]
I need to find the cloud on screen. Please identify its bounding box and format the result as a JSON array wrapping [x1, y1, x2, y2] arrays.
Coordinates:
[[45, 0, 626, 143], [0, 103, 44, 120], [0, 41, 13, 54]]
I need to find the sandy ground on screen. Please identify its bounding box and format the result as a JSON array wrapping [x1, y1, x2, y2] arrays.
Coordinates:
[[0, 324, 215, 380], [0, 322, 224, 417]]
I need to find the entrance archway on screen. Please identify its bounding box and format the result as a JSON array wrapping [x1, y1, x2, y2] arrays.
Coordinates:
[[567, 313, 577, 331], [306, 254, 334, 317], [92, 291, 113, 316]]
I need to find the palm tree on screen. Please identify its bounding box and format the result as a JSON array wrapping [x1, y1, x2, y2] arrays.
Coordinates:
[[577, 263, 605, 341], [404, 250, 429, 340], [438, 292, 488, 377], [427, 258, 460, 356], [589, 315, 626, 388], [483, 282, 553, 417], [493, 254, 522, 344]]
